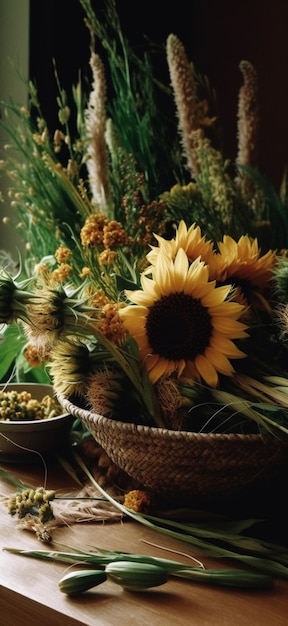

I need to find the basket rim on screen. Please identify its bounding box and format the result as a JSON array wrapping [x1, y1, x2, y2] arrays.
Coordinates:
[[57, 393, 284, 444]]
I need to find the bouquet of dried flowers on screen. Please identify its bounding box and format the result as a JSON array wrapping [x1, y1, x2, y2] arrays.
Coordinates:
[[1, 0, 288, 439]]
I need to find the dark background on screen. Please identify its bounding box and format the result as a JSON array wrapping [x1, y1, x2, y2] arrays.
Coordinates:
[[29, 0, 288, 190]]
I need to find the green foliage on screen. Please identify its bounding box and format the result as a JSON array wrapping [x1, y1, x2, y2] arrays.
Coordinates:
[[0, 325, 51, 384], [79, 0, 187, 197], [0, 325, 24, 382]]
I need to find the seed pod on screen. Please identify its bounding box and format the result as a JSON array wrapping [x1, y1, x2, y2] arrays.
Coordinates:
[[58, 569, 107, 595], [105, 560, 168, 591]]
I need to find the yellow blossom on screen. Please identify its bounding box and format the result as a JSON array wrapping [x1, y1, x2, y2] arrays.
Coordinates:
[[120, 245, 247, 387], [55, 247, 72, 264], [98, 249, 118, 265]]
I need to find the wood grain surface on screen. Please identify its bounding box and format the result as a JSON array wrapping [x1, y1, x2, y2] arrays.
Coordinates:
[[0, 460, 287, 626]]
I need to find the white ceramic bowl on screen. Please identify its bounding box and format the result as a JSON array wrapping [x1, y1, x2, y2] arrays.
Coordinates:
[[0, 383, 73, 461]]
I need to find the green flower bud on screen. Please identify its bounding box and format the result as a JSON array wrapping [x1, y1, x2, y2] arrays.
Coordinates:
[[58, 569, 107, 595], [105, 561, 168, 591]]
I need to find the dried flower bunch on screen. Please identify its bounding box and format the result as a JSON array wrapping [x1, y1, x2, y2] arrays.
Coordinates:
[[0, 390, 62, 422], [1, 0, 288, 437]]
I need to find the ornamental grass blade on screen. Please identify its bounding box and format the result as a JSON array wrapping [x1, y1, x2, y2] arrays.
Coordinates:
[[2, 546, 274, 590], [172, 567, 273, 589], [72, 452, 288, 579], [144, 513, 288, 562], [3, 547, 105, 565], [73, 546, 273, 588], [0, 467, 30, 490]]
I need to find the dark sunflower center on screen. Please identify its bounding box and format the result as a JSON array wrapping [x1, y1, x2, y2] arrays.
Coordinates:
[[145, 292, 212, 361]]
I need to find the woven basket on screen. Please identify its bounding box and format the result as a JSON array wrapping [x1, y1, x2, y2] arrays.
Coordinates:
[[59, 394, 288, 500]]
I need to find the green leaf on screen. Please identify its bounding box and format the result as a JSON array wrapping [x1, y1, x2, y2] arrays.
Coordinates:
[[0, 467, 30, 490], [0, 325, 26, 381]]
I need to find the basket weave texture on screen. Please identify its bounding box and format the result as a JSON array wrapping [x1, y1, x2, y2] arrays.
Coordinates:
[[59, 395, 288, 499]]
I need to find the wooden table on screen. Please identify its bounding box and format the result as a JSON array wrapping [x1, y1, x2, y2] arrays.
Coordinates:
[[1, 458, 288, 626]]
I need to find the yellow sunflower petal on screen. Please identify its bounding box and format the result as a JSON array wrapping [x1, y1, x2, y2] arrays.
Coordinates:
[[211, 317, 248, 338], [145, 355, 175, 383], [201, 284, 232, 307], [154, 251, 174, 294], [172, 248, 189, 291], [140, 274, 161, 300], [195, 353, 219, 387], [210, 301, 248, 320], [210, 334, 246, 358], [120, 305, 147, 323], [204, 346, 235, 376]]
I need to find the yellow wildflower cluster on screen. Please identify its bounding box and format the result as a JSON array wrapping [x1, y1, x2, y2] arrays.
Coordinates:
[[123, 490, 151, 513], [7, 487, 55, 522], [95, 302, 125, 342]]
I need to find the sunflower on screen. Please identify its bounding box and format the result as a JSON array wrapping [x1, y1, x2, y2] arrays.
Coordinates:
[[119, 247, 248, 387], [146, 220, 214, 270], [208, 234, 277, 311], [48, 337, 98, 397]]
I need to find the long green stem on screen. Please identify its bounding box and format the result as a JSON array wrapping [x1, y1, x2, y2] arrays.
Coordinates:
[[73, 451, 288, 579], [3, 546, 273, 590]]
